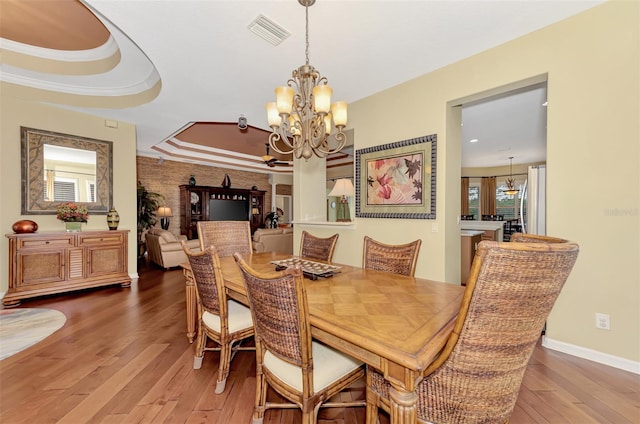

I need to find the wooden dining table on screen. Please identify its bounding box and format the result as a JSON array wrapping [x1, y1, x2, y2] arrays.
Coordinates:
[[181, 251, 464, 424]]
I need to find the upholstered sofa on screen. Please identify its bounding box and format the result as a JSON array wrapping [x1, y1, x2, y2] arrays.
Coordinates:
[[145, 228, 201, 270], [252, 227, 294, 254]]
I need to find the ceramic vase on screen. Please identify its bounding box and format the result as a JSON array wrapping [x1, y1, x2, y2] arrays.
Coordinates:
[[12, 220, 38, 233], [65, 221, 82, 232], [222, 174, 231, 188], [107, 208, 120, 230]]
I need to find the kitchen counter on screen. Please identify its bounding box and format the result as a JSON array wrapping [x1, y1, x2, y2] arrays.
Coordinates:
[[461, 220, 504, 242], [461, 230, 484, 237]]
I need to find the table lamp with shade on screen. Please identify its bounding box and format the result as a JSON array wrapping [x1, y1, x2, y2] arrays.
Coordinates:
[[157, 206, 173, 230], [328, 178, 354, 222]]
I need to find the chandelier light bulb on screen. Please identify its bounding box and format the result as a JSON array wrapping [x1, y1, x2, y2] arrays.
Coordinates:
[[312, 84, 332, 113], [275, 86, 294, 115], [266, 102, 281, 127], [331, 101, 348, 127]]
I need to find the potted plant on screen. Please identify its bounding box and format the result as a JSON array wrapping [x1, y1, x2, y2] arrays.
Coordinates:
[[137, 182, 164, 257]]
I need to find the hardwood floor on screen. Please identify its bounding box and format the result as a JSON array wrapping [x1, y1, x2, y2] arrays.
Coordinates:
[[1, 260, 638, 423]]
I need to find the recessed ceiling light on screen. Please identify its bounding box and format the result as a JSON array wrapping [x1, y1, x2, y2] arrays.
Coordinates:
[[469, 139, 479, 143]]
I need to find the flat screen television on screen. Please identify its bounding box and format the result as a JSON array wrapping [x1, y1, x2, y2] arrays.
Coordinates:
[[209, 199, 249, 221]]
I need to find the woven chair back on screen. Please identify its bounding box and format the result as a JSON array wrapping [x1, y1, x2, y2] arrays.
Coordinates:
[[234, 254, 308, 367], [197, 221, 252, 258], [300, 230, 339, 262], [362, 236, 422, 277], [182, 243, 225, 317], [510, 232, 569, 244], [414, 239, 579, 423]]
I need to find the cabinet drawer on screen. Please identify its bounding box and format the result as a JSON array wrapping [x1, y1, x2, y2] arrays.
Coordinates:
[[18, 236, 74, 250], [78, 233, 124, 246]]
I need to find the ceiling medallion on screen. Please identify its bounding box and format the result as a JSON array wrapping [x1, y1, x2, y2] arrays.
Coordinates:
[[266, 0, 347, 160]]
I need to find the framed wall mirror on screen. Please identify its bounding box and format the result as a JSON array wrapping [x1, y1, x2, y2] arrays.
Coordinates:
[[21, 127, 113, 215]]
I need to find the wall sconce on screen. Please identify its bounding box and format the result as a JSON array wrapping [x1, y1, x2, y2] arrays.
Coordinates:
[[328, 178, 354, 222], [157, 206, 173, 230]]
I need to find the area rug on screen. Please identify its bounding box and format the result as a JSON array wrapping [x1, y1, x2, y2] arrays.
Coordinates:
[[0, 308, 67, 360]]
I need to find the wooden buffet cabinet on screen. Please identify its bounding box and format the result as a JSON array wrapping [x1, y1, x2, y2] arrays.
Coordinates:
[[3, 230, 131, 307], [179, 185, 265, 239]]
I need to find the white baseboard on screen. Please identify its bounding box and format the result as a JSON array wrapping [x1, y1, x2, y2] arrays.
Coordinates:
[[129, 273, 139, 284], [543, 336, 640, 375]]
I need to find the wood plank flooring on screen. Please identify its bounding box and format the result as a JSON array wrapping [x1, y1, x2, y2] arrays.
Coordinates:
[[1, 260, 638, 423]]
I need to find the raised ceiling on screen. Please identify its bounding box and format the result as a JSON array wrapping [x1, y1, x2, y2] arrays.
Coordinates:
[[0, 0, 605, 172]]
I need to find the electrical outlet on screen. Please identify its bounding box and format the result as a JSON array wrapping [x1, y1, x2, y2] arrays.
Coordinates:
[[595, 313, 610, 330], [431, 223, 439, 233]]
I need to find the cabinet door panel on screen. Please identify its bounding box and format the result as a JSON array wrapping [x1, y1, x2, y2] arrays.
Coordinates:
[[481, 230, 497, 241], [16, 250, 65, 287], [68, 248, 84, 279], [86, 246, 124, 276]]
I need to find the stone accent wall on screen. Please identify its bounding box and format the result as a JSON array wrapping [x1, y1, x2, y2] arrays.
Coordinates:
[[136, 156, 272, 234], [276, 185, 292, 195]]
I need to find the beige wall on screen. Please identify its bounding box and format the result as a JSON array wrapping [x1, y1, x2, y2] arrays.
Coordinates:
[[0, 93, 138, 285], [296, 1, 639, 364]]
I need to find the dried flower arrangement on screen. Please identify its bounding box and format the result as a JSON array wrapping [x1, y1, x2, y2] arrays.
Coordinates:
[[56, 202, 89, 223]]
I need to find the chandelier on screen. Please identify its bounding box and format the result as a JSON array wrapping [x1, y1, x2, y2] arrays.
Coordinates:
[[266, 0, 347, 161], [503, 156, 520, 196]]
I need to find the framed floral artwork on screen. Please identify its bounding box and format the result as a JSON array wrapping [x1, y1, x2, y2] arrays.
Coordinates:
[[355, 134, 436, 219]]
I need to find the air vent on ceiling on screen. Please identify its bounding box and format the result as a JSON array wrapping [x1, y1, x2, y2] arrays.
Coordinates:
[[248, 15, 291, 46]]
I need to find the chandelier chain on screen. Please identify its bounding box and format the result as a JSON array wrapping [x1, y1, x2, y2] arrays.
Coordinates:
[[305, 4, 310, 65]]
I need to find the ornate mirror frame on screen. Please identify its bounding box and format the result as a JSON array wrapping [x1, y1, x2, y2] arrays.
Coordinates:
[[21, 127, 113, 215]]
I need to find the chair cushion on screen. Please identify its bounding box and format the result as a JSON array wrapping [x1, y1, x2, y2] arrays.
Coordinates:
[[159, 231, 178, 243], [264, 341, 363, 392], [147, 228, 179, 244], [202, 300, 253, 334], [252, 228, 284, 242]]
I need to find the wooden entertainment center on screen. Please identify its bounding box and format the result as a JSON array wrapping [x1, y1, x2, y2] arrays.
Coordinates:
[[3, 230, 131, 307], [179, 185, 265, 239]]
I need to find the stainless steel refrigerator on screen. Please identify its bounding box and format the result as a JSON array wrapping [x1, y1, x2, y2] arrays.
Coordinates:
[[520, 165, 546, 235]]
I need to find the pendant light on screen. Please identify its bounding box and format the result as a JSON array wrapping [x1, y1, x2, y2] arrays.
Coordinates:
[[503, 157, 520, 196]]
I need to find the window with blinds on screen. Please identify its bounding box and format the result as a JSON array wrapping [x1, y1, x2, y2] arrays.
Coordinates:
[[88, 182, 96, 202], [496, 177, 526, 219], [467, 179, 527, 220], [44, 180, 77, 202], [468, 186, 479, 220]]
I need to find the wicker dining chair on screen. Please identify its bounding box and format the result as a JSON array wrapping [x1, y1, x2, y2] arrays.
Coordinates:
[[365, 238, 579, 424], [362, 236, 422, 277], [197, 220, 252, 257], [182, 242, 255, 394], [300, 230, 339, 262], [233, 253, 365, 424]]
